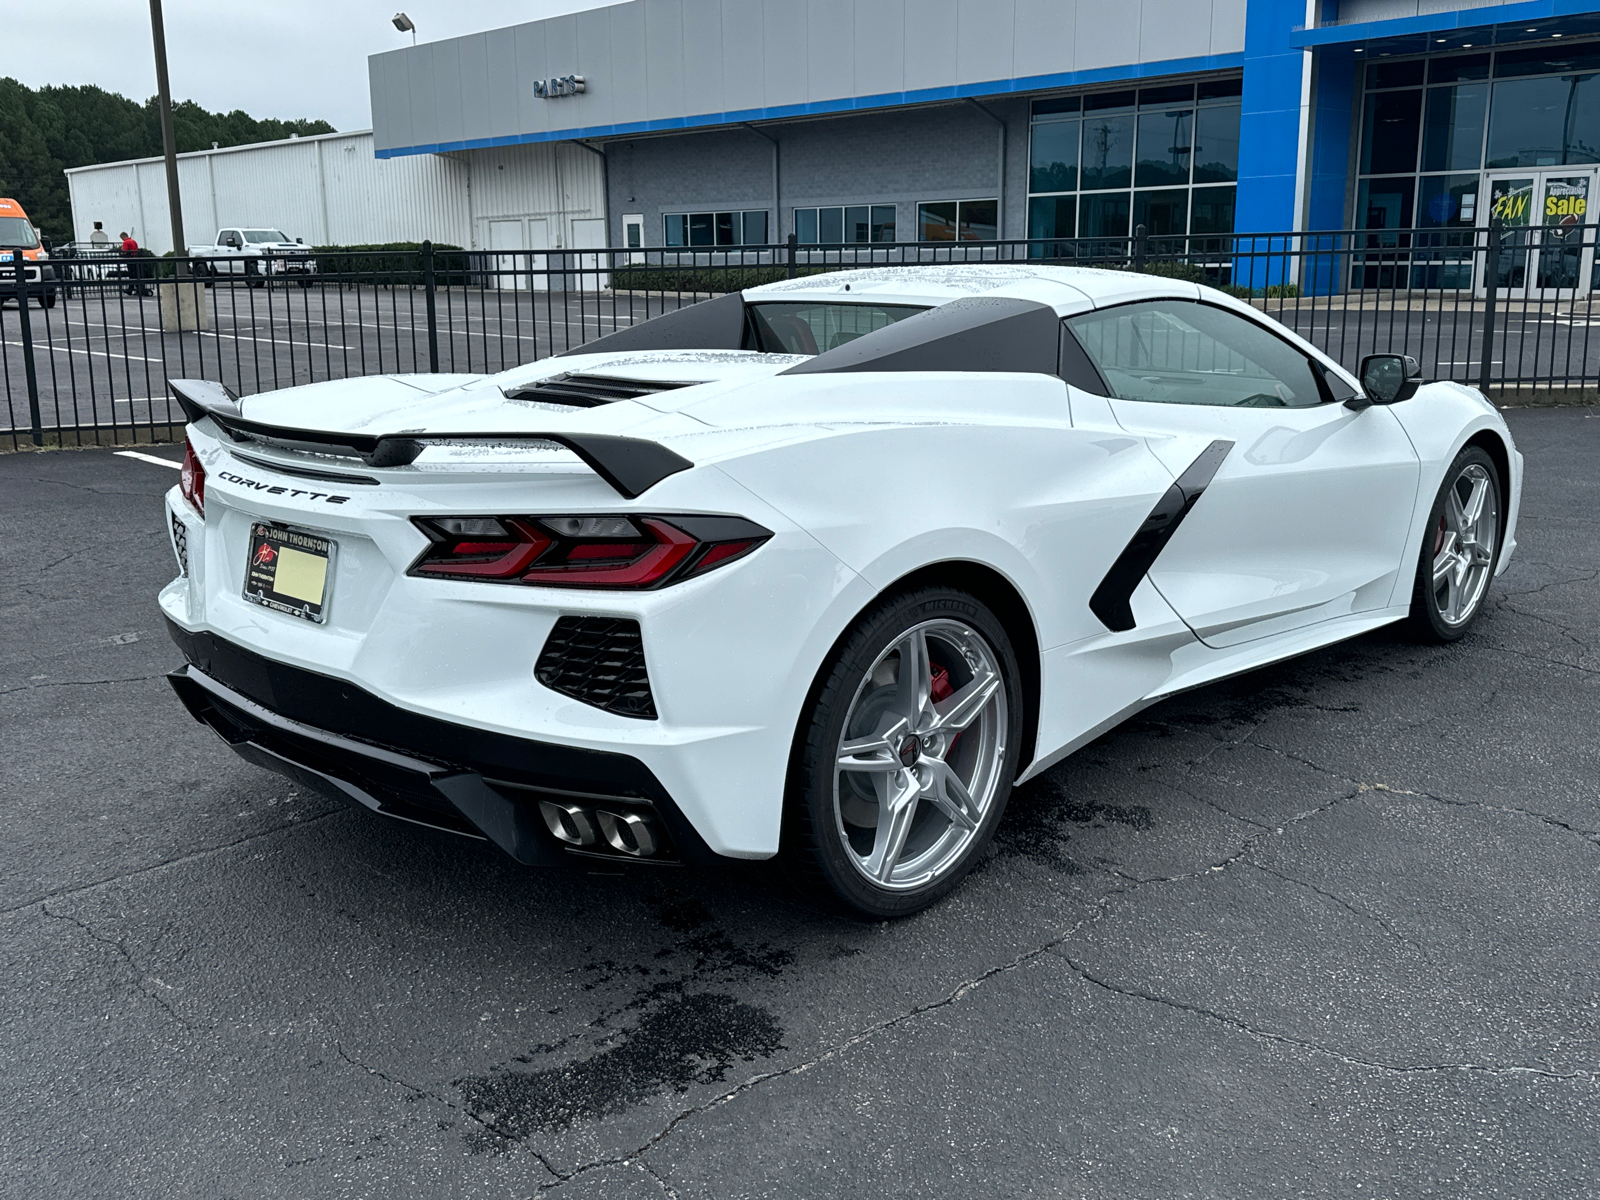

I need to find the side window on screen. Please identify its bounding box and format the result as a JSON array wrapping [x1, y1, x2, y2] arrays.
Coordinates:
[[1066, 300, 1326, 408]]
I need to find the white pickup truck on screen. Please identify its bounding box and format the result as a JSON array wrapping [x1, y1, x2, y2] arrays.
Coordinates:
[[188, 228, 314, 284]]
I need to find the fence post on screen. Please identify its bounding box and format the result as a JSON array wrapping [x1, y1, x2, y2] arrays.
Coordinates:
[[422, 239, 439, 374], [1132, 223, 1147, 274], [12, 256, 43, 446], [1478, 217, 1501, 394], [786, 232, 797, 280]]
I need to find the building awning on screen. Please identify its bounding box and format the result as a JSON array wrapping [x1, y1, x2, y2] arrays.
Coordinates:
[[1291, 1, 1600, 55]]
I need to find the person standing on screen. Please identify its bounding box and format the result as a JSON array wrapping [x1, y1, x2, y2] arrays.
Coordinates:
[[119, 231, 150, 296], [89, 221, 109, 247]]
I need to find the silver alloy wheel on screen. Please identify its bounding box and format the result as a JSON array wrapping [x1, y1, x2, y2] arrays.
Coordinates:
[[1431, 461, 1500, 627], [832, 619, 1008, 891]]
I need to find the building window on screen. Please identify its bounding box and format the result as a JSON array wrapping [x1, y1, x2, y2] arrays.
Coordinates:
[[794, 205, 896, 244], [916, 199, 997, 242], [663, 210, 771, 247], [1025, 77, 1241, 249], [1353, 42, 1600, 255]]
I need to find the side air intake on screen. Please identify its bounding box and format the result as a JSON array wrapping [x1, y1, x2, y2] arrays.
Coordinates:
[[535, 617, 657, 719]]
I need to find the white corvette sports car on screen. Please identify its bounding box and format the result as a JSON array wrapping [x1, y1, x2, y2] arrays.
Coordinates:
[[160, 264, 1522, 916]]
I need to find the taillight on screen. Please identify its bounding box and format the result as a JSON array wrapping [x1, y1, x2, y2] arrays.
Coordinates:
[[409, 514, 770, 589], [180, 437, 205, 515]]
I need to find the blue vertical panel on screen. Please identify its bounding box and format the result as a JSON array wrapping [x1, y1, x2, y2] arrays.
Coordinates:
[[1304, 44, 1355, 294], [1235, 0, 1304, 238]]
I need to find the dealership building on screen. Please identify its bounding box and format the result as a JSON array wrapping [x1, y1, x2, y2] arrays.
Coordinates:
[[69, 0, 1600, 281]]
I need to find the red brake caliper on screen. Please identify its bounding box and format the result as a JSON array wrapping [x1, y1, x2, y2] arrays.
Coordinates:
[[929, 663, 958, 758]]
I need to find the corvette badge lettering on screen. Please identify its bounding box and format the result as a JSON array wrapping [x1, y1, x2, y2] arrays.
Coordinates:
[[216, 471, 350, 503]]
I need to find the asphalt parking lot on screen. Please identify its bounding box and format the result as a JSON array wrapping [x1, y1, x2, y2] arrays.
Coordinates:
[[2, 407, 1597, 1198]]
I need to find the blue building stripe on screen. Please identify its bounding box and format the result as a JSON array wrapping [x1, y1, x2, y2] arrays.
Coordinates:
[[1291, 0, 1600, 47], [373, 52, 1245, 159]]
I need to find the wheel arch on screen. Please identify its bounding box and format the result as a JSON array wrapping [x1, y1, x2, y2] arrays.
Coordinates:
[[1465, 428, 1511, 499], [798, 560, 1042, 782]]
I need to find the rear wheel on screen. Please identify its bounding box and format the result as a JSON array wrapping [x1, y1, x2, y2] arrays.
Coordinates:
[[783, 587, 1022, 918], [1408, 445, 1502, 642]]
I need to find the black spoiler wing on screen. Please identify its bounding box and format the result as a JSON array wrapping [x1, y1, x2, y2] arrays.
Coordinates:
[[168, 378, 693, 500]]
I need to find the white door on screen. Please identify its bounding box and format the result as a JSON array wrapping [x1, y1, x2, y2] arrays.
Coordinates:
[[527, 218, 550, 292], [623, 213, 644, 264], [489, 219, 524, 291], [1069, 298, 1421, 648], [1481, 171, 1599, 298], [571, 217, 608, 291]]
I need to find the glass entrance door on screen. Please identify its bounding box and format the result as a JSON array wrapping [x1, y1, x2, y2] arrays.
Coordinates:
[[1481, 171, 1598, 297]]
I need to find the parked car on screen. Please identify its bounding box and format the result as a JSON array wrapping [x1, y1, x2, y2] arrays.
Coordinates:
[[188, 228, 314, 285], [159, 264, 1523, 918], [0, 197, 58, 308]]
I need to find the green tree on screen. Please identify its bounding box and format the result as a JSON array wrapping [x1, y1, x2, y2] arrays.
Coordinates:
[[0, 77, 334, 243]]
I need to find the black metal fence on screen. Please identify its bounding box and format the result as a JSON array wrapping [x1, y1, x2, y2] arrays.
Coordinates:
[[4, 221, 1594, 450]]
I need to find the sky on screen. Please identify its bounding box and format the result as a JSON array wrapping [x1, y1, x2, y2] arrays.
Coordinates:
[[8, 0, 622, 131]]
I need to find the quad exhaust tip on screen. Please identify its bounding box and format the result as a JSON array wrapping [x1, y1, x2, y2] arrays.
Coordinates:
[[539, 799, 661, 858]]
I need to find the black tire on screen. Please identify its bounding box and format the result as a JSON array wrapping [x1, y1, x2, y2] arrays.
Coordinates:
[[782, 586, 1024, 919], [1407, 445, 1503, 643], [38, 291, 55, 309]]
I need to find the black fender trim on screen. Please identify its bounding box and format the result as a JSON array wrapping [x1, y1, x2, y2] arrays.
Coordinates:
[[168, 379, 693, 499], [1088, 439, 1234, 633]]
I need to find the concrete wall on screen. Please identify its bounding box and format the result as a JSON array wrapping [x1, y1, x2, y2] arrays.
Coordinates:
[[603, 97, 1031, 244], [65, 131, 605, 255], [370, 0, 1248, 156]]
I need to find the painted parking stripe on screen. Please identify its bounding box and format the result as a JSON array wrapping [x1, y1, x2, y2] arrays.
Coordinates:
[[114, 450, 182, 469]]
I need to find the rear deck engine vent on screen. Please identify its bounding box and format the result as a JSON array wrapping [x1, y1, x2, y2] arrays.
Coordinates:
[[504, 373, 694, 408], [535, 616, 657, 718]]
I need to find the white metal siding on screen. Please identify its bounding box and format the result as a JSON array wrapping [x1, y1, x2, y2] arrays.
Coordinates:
[[58, 130, 595, 254]]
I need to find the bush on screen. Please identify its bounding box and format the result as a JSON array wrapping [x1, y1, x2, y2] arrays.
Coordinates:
[[608, 264, 831, 293], [308, 242, 471, 286]]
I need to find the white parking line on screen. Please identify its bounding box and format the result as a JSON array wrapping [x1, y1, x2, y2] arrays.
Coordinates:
[[114, 450, 181, 469]]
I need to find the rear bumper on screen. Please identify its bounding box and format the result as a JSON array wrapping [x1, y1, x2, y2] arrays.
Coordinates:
[[165, 621, 722, 866]]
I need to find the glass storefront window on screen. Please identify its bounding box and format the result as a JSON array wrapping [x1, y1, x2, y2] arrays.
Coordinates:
[[1030, 119, 1079, 192], [958, 199, 998, 240], [1194, 103, 1241, 183], [918, 201, 957, 242], [794, 205, 895, 244], [1135, 109, 1192, 187], [1080, 192, 1131, 238], [1028, 195, 1076, 243], [1190, 187, 1236, 235], [1486, 74, 1600, 167], [1133, 189, 1188, 237], [1356, 177, 1416, 241], [1025, 78, 1239, 246], [1081, 113, 1134, 190], [1361, 89, 1423, 175], [665, 210, 772, 246], [1421, 83, 1488, 172], [1417, 174, 1481, 229]]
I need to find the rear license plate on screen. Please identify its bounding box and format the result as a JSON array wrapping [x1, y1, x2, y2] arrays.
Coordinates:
[[243, 523, 335, 623]]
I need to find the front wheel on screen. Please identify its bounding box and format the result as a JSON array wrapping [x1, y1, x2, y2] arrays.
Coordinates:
[[783, 587, 1023, 919], [1408, 445, 1503, 642]]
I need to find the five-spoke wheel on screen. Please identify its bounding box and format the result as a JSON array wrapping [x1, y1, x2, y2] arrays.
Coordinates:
[[784, 588, 1021, 918], [1411, 445, 1502, 641]]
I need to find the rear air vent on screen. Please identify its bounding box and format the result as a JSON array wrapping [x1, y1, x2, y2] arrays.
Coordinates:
[[504, 373, 695, 408], [170, 510, 189, 576], [535, 616, 657, 719]]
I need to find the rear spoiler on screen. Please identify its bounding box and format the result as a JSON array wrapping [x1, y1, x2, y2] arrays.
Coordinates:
[[167, 378, 693, 500]]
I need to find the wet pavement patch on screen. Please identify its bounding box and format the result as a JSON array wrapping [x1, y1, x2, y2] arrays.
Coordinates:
[[454, 993, 784, 1144]]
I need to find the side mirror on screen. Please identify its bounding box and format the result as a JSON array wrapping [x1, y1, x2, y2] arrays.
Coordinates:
[[296, 237, 304, 244], [1358, 353, 1422, 405]]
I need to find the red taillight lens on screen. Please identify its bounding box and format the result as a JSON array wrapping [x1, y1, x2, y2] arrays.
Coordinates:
[[180, 437, 205, 515], [409, 514, 771, 589]]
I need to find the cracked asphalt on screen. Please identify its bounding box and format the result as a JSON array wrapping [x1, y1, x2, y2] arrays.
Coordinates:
[[2, 408, 1597, 1199]]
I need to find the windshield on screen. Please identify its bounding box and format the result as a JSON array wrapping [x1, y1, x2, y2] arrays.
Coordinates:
[[747, 302, 924, 355], [0, 216, 39, 249], [243, 229, 292, 244]]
